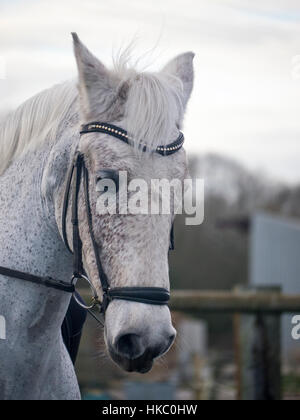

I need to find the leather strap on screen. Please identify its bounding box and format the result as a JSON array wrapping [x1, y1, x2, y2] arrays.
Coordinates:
[[61, 158, 74, 254], [0, 266, 75, 293], [169, 223, 175, 251], [107, 287, 170, 305], [82, 162, 110, 293], [80, 122, 184, 156], [72, 153, 83, 278]]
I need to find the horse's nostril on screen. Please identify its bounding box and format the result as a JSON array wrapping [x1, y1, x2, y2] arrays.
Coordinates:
[[116, 333, 143, 360], [113, 331, 176, 363]]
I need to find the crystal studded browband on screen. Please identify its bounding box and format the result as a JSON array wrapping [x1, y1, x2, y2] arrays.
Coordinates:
[[80, 122, 184, 156]]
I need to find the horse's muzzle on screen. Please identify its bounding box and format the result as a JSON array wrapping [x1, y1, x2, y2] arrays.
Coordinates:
[[108, 331, 176, 373]]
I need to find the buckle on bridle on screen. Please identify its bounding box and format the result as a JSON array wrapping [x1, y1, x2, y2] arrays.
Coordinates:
[[100, 288, 111, 314]]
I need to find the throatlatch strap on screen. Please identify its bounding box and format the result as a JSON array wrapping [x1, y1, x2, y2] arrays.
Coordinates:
[[72, 154, 84, 278], [82, 162, 110, 292], [62, 159, 75, 254]]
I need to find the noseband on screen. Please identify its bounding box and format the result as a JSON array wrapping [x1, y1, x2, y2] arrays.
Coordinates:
[[0, 122, 184, 321]]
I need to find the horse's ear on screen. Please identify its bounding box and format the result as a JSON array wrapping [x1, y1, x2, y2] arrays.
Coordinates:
[[71, 33, 114, 118], [162, 52, 195, 108]]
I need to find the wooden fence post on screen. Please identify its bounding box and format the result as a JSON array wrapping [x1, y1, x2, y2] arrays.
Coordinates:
[[234, 286, 282, 400]]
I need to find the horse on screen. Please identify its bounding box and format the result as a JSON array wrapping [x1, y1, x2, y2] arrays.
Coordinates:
[[0, 33, 194, 400]]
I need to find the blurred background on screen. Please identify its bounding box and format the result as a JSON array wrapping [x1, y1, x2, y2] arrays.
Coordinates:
[[1, 0, 300, 400]]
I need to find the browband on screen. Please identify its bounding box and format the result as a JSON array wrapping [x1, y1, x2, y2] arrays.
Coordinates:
[[80, 122, 184, 156]]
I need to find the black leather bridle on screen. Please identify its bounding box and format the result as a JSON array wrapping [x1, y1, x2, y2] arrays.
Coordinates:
[[0, 122, 184, 322]]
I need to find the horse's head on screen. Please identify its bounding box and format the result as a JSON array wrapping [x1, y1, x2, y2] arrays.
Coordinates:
[[71, 34, 194, 373]]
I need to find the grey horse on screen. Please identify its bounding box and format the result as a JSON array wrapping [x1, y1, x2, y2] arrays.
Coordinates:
[[0, 34, 194, 400]]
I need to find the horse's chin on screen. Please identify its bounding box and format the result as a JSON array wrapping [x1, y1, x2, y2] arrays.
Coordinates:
[[108, 346, 154, 374]]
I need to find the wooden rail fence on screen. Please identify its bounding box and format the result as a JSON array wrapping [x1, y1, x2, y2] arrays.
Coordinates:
[[80, 286, 300, 400]]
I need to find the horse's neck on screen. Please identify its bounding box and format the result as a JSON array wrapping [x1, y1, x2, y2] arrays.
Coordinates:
[[0, 130, 76, 333]]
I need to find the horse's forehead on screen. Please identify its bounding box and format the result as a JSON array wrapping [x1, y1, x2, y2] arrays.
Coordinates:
[[84, 136, 186, 179]]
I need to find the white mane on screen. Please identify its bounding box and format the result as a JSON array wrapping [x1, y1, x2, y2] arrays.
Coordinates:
[[0, 81, 78, 176], [0, 55, 183, 176]]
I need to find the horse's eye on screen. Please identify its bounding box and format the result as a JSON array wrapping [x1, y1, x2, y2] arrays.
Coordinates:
[[96, 169, 119, 192]]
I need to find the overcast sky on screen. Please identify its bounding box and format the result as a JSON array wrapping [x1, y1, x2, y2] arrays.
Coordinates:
[[1, 0, 300, 183]]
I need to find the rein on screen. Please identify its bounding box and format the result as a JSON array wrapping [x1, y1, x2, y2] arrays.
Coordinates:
[[0, 122, 183, 323]]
